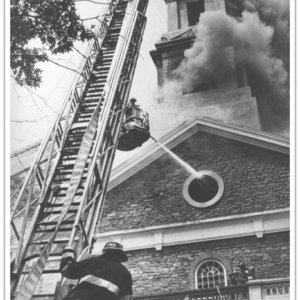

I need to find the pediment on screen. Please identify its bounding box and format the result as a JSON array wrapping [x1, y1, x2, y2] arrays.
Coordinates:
[[109, 117, 289, 191]]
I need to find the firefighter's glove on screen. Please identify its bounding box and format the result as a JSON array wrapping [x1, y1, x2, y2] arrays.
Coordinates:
[[60, 247, 76, 274], [62, 247, 76, 261]]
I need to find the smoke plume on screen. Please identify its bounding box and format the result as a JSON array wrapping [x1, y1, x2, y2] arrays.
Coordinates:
[[175, 0, 290, 135]]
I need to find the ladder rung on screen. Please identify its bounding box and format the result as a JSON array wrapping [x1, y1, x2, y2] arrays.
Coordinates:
[[35, 227, 73, 233], [60, 150, 80, 156], [55, 191, 84, 197], [85, 91, 103, 96], [67, 129, 86, 136], [53, 176, 88, 184], [52, 183, 85, 190], [102, 49, 114, 53], [77, 110, 95, 116], [43, 209, 78, 215], [89, 80, 107, 85], [83, 97, 102, 103], [75, 113, 96, 118], [109, 27, 122, 32], [64, 138, 87, 145], [62, 143, 88, 150], [78, 104, 97, 110], [59, 155, 84, 162], [62, 145, 80, 151], [83, 95, 103, 101], [21, 269, 61, 275], [30, 239, 69, 245], [84, 96, 104, 102], [70, 124, 88, 130], [85, 88, 104, 94], [45, 202, 79, 208], [86, 88, 104, 94], [75, 116, 93, 122], [37, 220, 75, 227], [74, 119, 94, 124], [56, 165, 77, 170]]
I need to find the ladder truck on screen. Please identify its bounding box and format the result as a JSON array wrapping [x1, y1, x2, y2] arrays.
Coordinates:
[[10, 0, 150, 298]]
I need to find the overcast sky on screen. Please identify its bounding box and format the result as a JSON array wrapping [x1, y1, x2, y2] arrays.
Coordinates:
[[10, 1, 167, 155]]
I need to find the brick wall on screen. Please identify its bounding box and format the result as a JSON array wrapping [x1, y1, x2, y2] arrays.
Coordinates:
[[99, 131, 289, 232], [124, 232, 289, 296]]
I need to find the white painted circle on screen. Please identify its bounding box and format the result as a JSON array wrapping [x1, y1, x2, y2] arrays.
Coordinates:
[[183, 170, 224, 208]]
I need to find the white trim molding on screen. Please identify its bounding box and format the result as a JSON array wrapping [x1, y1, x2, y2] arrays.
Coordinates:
[[183, 170, 224, 208], [95, 208, 289, 252], [248, 277, 290, 300]]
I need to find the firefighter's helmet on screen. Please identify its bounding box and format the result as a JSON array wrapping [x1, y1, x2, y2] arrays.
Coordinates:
[[102, 242, 128, 262]]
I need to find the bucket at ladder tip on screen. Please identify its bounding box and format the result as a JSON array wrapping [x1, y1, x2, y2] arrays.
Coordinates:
[[118, 98, 150, 151]]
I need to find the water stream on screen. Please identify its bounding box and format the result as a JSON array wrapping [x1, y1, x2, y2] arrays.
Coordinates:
[[151, 136, 200, 178]]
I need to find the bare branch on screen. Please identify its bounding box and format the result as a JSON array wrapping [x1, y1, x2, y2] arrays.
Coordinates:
[[81, 15, 103, 21], [11, 75, 59, 115], [75, 0, 110, 4], [47, 58, 88, 79], [28, 89, 50, 121], [11, 118, 46, 123], [72, 46, 88, 59]]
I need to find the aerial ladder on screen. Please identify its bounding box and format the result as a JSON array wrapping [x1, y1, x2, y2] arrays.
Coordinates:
[[10, 0, 149, 298]]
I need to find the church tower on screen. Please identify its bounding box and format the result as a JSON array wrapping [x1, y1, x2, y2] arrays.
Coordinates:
[[149, 0, 261, 139]]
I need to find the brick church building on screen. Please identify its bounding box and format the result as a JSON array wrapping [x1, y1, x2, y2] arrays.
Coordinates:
[[98, 118, 289, 300]]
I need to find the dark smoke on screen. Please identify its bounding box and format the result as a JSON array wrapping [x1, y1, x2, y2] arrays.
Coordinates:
[[239, 0, 290, 135], [242, 0, 289, 69], [175, 0, 290, 136]]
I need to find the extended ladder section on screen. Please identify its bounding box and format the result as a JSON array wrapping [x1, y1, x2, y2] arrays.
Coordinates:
[[10, 0, 149, 298]]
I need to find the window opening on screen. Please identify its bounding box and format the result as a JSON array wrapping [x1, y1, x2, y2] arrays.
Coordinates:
[[187, 0, 205, 27], [183, 170, 224, 208], [196, 260, 227, 289]]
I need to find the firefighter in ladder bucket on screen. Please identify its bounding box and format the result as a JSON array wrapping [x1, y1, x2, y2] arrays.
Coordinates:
[[60, 242, 133, 300]]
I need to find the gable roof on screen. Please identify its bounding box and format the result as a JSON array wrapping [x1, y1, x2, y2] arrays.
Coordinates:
[[108, 117, 289, 191]]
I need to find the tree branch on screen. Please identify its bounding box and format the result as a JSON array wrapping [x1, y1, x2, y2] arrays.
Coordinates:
[[11, 75, 60, 115], [81, 15, 104, 21], [11, 118, 46, 123], [72, 46, 87, 59], [47, 58, 87, 79], [11, 54, 87, 79], [75, 0, 110, 4]]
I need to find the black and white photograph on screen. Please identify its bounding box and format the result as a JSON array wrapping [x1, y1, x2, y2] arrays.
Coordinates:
[[6, 0, 295, 299]]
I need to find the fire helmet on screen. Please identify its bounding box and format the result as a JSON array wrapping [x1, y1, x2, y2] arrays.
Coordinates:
[[102, 242, 128, 262]]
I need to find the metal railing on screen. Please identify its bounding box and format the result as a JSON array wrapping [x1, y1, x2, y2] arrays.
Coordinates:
[[134, 285, 249, 300]]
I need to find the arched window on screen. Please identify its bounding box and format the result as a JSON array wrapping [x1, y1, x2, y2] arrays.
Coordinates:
[[195, 260, 227, 289]]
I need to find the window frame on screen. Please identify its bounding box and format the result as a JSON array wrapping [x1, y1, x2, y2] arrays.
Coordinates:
[[195, 259, 228, 289], [183, 170, 224, 208]]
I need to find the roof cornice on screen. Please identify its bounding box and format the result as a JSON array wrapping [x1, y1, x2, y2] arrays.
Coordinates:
[[95, 208, 289, 251]]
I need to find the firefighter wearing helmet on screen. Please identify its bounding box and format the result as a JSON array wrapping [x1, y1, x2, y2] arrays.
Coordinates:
[[59, 242, 133, 300]]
